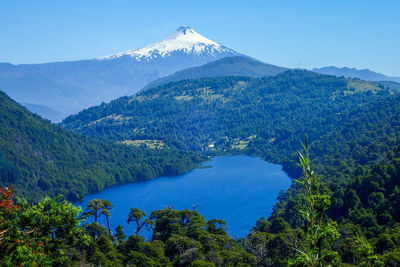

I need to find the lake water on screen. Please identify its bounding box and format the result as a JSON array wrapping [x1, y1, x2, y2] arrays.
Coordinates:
[[76, 156, 292, 238]]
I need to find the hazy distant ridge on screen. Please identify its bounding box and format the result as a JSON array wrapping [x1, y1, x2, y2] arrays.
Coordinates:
[[313, 66, 400, 83]]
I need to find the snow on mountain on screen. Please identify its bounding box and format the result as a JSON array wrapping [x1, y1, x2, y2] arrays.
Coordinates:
[[0, 26, 240, 121], [98, 26, 237, 61]]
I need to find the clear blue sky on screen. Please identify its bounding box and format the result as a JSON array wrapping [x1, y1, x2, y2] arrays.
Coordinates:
[[1, 0, 399, 76]]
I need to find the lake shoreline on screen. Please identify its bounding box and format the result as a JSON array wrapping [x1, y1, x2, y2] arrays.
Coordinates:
[[76, 156, 292, 238]]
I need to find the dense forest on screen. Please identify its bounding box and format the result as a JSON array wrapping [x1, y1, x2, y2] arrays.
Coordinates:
[[2, 69, 400, 265], [0, 91, 204, 202], [2, 138, 400, 266], [62, 70, 399, 179], [264, 142, 400, 265], [58, 70, 400, 265]]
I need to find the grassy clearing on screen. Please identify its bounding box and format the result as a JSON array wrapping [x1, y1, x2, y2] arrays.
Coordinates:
[[231, 135, 257, 150], [346, 80, 381, 94], [120, 139, 166, 149]]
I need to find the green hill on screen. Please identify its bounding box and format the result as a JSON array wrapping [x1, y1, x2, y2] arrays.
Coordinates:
[[62, 70, 399, 179], [142, 56, 286, 90], [377, 80, 400, 91], [0, 91, 202, 202], [4, 70, 400, 265]]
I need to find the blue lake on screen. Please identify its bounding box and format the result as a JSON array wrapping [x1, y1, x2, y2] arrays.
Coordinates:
[[76, 156, 292, 238]]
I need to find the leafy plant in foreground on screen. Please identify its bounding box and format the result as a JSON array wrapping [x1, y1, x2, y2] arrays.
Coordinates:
[[289, 138, 340, 266]]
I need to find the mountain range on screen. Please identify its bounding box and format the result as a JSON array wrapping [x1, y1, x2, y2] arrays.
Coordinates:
[[313, 66, 400, 83], [2, 24, 400, 265], [0, 26, 238, 121], [2, 25, 399, 122]]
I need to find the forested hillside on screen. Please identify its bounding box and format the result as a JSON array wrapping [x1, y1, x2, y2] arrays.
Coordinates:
[[3, 69, 400, 265], [62, 70, 399, 179], [2, 141, 400, 266], [0, 91, 203, 202], [143, 56, 286, 90], [259, 143, 400, 265]]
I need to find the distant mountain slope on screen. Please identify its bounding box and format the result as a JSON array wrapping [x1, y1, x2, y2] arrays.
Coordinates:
[[143, 56, 286, 90], [376, 80, 400, 92], [62, 70, 399, 179], [313, 66, 400, 83], [22, 103, 66, 122], [0, 26, 238, 121], [0, 91, 201, 202]]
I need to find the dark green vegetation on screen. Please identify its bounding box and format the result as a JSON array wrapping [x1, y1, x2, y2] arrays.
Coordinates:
[[143, 56, 286, 90], [3, 140, 400, 266], [377, 80, 400, 92], [263, 144, 400, 266], [1, 189, 256, 266], [62, 70, 399, 180], [3, 68, 400, 265], [59, 70, 400, 264], [0, 91, 203, 202]]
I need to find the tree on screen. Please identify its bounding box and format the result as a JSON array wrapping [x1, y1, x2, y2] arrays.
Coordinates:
[[207, 219, 228, 236], [0, 189, 90, 266], [115, 224, 126, 242], [128, 208, 152, 236], [100, 199, 114, 237], [84, 199, 104, 223]]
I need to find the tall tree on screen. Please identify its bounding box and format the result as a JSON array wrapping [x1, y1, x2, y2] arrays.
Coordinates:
[[101, 199, 114, 237], [84, 199, 104, 223], [128, 208, 151, 236]]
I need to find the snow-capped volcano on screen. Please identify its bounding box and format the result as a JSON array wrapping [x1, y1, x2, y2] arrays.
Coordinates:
[[98, 26, 237, 61], [0, 26, 240, 121]]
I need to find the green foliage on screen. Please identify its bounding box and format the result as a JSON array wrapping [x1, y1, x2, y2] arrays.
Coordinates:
[[244, 229, 302, 266], [3, 133, 400, 265], [264, 142, 400, 265], [115, 224, 126, 242], [62, 70, 399, 185], [2, 190, 257, 266], [0, 90, 204, 202], [288, 138, 340, 266], [144, 55, 286, 90], [101, 199, 114, 236], [148, 207, 255, 266], [4, 68, 400, 264], [0, 192, 90, 266], [84, 198, 104, 222], [128, 207, 152, 236]]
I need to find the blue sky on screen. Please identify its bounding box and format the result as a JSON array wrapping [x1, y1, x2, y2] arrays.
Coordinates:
[[1, 0, 399, 76]]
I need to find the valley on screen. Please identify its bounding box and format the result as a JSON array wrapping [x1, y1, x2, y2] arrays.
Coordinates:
[[1, 18, 400, 266]]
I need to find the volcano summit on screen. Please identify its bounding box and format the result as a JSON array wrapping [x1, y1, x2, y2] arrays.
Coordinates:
[[0, 27, 238, 121]]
